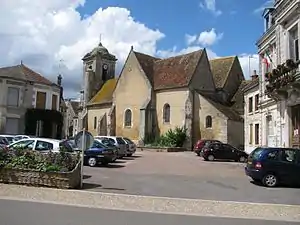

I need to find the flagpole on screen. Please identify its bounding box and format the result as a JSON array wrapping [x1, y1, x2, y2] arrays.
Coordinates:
[[249, 55, 251, 77]]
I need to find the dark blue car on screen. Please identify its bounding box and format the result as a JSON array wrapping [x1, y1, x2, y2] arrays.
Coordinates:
[[245, 147, 300, 187], [84, 140, 117, 167]]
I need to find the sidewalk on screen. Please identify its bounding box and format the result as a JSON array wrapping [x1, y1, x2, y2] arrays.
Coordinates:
[[0, 184, 299, 222]]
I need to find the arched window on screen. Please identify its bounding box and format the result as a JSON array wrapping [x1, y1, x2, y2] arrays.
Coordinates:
[[206, 115, 212, 128], [124, 109, 132, 127], [163, 103, 170, 123], [93, 117, 97, 129]]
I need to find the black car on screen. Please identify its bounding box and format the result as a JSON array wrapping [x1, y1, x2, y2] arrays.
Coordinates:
[[245, 147, 300, 187], [201, 143, 248, 162], [84, 140, 117, 167]]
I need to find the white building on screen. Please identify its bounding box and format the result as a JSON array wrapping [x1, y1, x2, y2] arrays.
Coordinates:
[[0, 63, 63, 137], [64, 100, 80, 137], [244, 0, 300, 153]]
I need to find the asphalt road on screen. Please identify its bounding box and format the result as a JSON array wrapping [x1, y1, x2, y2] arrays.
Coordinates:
[[82, 152, 300, 205], [0, 199, 298, 225]]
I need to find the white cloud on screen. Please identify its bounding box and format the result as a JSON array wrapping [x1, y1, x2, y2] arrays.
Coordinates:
[[0, 1, 257, 98], [198, 28, 223, 46], [254, 0, 274, 14], [0, 1, 164, 98], [238, 54, 259, 79], [199, 0, 222, 16], [185, 34, 197, 45]]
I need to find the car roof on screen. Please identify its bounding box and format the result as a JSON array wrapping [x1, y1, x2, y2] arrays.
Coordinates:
[[17, 138, 60, 143], [0, 135, 15, 137]]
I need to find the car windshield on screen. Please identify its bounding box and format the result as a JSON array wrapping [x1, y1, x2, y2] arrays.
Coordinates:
[[250, 147, 264, 160]]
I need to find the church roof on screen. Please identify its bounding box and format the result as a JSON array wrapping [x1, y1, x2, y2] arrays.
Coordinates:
[[0, 63, 54, 86], [133, 49, 203, 90], [87, 78, 117, 106], [210, 56, 236, 89]]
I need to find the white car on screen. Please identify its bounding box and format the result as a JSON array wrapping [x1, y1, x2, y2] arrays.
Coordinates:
[[13, 135, 31, 142], [8, 138, 61, 152], [94, 136, 126, 158]]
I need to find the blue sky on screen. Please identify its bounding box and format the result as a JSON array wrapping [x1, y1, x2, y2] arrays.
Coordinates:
[[0, 0, 272, 98], [78, 0, 268, 57]]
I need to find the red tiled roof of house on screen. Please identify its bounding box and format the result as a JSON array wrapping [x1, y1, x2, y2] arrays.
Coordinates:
[[133, 49, 203, 90], [21, 64, 53, 85], [0, 63, 54, 86]]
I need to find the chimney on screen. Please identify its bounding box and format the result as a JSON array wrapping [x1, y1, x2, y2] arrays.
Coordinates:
[[251, 70, 258, 80]]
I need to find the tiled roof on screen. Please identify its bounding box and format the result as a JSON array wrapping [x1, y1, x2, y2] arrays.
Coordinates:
[[243, 77, 259, 92], [153, 50, 203, 90], [210, 56, 236, 89], [70, 101, 80, 114], [0, 64, 53, 85], [133, 50, 203, 90], [134, 51, 159, 84], [199, 91, 243, 121], [87, 78, 117, 105]]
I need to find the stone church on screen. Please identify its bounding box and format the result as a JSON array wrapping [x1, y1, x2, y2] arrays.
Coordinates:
[[79, 42, 245, 149]]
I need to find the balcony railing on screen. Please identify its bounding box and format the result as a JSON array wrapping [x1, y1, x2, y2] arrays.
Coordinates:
[[265, 59, 300, 95]]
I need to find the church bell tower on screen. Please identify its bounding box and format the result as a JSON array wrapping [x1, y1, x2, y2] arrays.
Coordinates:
[[81, 41, 117, 105]]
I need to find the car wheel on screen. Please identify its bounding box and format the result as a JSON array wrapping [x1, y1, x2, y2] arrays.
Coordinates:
[[238, 156, 246, 163], [126, 153, 132, 157], [207, 154, 215, 161], [262, 174, 278, 187], [196, 152, 200, 156], [88, 157, 97, 167]]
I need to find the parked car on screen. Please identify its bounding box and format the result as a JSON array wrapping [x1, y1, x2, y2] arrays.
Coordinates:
[[84, 139, 118, 167], [122, 137, 136, 157], [201, 142, 248, 162], [0, 135, 15, 144], [0, 136, 9, 145], [13, 135, 31, 142], [8, 138, 61, 152], [95, 136, 126, 158], [194, 139, 222, 156], [245, 147, 300, 187]]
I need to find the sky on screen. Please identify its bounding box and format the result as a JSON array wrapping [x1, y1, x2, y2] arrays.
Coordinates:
[[0, 0, 274, 99]]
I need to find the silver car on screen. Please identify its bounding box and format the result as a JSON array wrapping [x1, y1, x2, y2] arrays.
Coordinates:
[[122, 137, 136, 156], [95, 136, 126, 158]]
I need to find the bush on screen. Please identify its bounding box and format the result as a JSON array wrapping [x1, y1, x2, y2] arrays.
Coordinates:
[[0, 147, 80, 172], [144, 126, 187, 147]]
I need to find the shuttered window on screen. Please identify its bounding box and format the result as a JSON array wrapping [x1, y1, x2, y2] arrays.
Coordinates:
[[36, 91, 46, 109], [7, 87, 19, 107], [52, 94, 58, 110]]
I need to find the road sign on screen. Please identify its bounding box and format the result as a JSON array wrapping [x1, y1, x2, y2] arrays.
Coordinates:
[[74, 130, 94, 150], [74, 129, 94, 189]]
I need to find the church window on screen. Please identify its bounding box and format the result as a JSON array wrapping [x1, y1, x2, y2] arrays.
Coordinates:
[[163, 103, 170, 123], [206, 115, 212, 128], [94, 117, 97, 129], [124, 109, 132, 127]]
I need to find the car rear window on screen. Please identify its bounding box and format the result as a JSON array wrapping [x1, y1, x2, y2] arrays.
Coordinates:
[[250, 148, 264, 160], [116, 137, 126, 144]]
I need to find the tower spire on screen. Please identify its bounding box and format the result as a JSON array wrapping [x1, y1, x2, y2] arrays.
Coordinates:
[[99, 33, 102, 46]]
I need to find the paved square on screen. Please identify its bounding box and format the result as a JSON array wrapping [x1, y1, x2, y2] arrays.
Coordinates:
[[83, 151, 300, 205]]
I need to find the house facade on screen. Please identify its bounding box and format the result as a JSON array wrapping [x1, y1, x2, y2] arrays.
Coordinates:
[[244, 0, 300, 153], [81, 42, 246, 149], [64, 100, 80, 137], [0, 63, 63, 137]]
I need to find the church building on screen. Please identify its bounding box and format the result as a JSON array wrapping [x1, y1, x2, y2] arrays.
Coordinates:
[[79, 42, 245, 149]]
